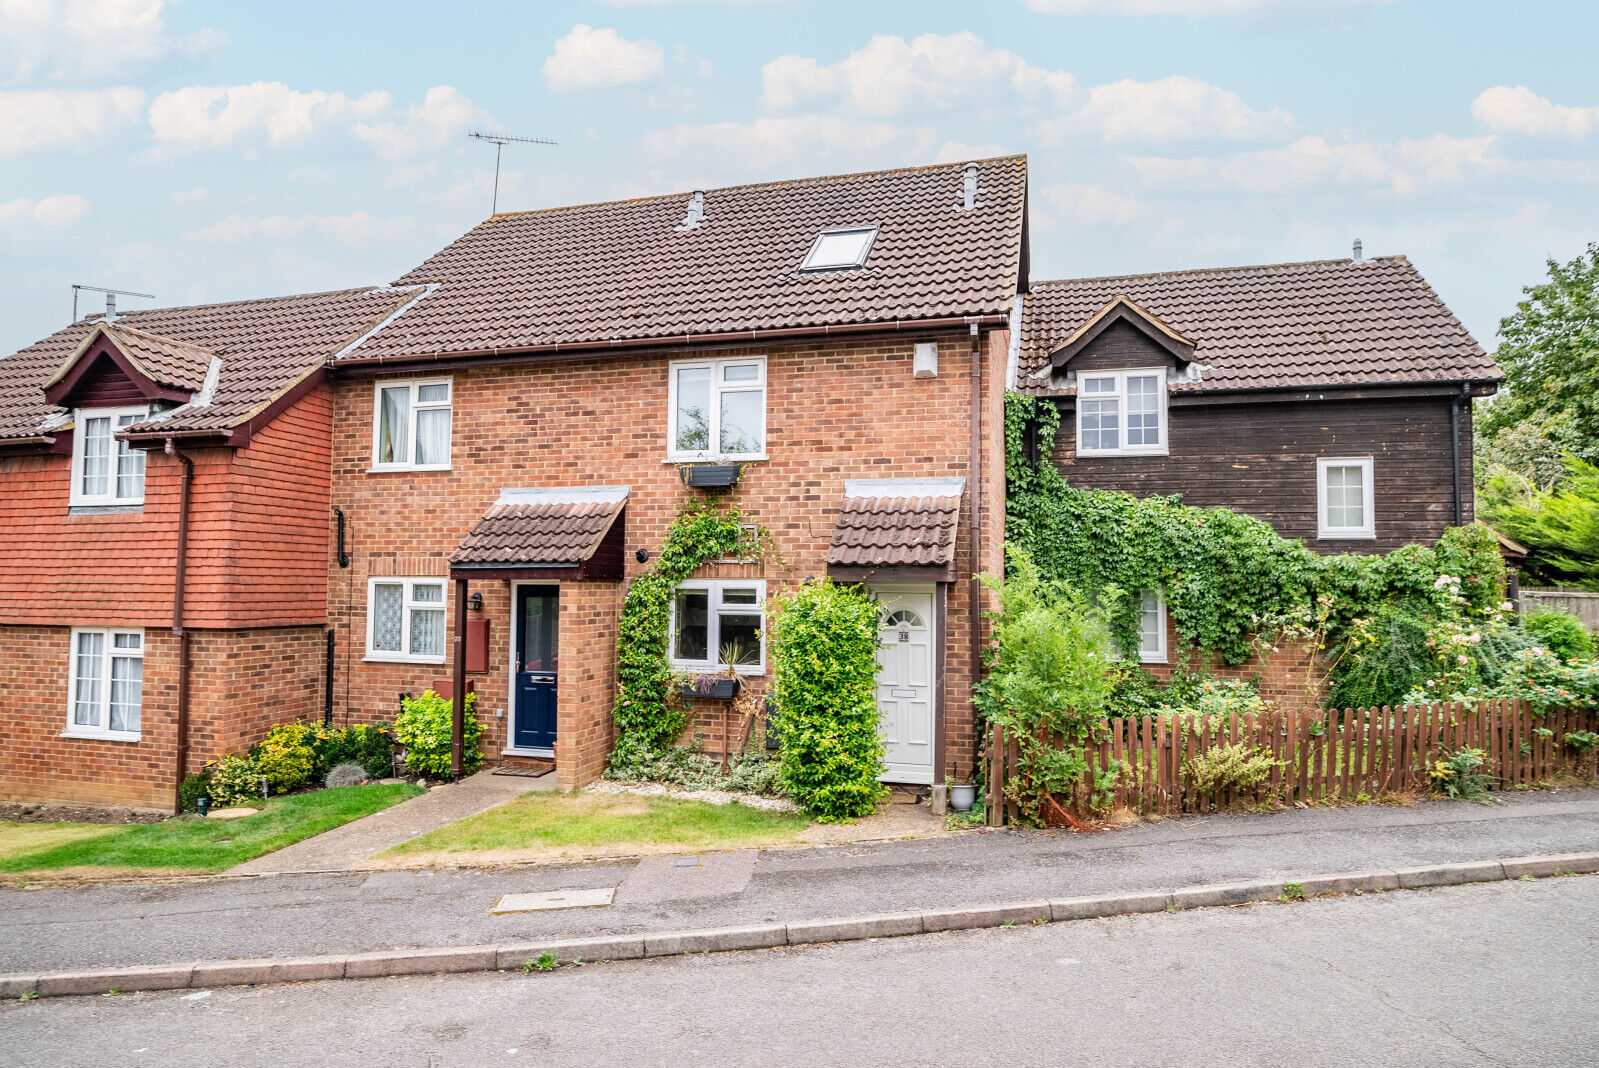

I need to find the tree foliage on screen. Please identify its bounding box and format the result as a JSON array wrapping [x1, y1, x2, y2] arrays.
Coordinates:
[[1480, 457, 1599, 589]]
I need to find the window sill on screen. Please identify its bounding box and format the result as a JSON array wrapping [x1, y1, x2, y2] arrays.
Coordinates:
[[1317, 532, 1376, 541], [61, 729, 141, 743], [67, 503, 144, 515], [366, 466, 452, 475], [363, 654, 447, 666], [663, 455, 767, 465], [670, 663, 766, 677], [1076, 449, 1169, 459]]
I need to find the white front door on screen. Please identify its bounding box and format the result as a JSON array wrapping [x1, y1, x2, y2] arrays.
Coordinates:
[[873, 587, 936, 785]]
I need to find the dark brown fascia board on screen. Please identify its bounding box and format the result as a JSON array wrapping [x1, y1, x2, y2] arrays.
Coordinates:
[[1049, 378, 1501, 408], [42, 339, 192, 407], [827, 563, 956, 583], [330, 313, 1012, 376], [1048, 301, 1196, 370], [0, 435, 59, 455]]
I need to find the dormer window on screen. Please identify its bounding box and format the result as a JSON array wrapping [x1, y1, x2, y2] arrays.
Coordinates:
[[1076, 369, 1167, 457], [800, 226, 878, 271], [70, 406, 149, 507]]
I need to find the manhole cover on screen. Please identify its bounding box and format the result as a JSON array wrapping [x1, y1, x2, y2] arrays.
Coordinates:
[[674, 856, 702, 868], [489, 887, 615, 914]]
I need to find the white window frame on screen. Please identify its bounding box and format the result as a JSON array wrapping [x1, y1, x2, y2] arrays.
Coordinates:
[[1317, 456, 1375, 540], [1075, 368, 1168, 457], [69, 405, 150, 506], [668, 579, 767, 675], [799, 225, 880, 271], [1138, 590, 1168, 664], [370, 377, 452, 472], [64, 627, 143, 741], [666, 356, 767, 462], [364, 577, 449, 664]]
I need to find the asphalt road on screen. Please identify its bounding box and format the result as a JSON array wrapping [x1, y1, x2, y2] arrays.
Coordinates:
[[3, 876, 1595, 1067], [4, 788, 1597, 972]]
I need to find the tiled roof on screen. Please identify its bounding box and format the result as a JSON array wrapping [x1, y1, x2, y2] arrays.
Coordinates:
[[1018, 256, 1502, 394], [47, 322, 217, 394], [826, 479, 964, 569], [450, 488, 628, 566], [0, 287, 425, 443], [343, 156, 1028, 363]]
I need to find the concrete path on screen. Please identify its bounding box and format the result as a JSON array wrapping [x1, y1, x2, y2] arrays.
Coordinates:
[[227, 769, 540, 874], [2, 788, 1595, 973], [5, 877, 1594, 1066]]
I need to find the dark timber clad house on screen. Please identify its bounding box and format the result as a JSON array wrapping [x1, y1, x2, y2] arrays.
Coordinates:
[[0, 155, 1505, 811]]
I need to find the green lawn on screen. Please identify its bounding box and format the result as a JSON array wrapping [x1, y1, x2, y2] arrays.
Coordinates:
[[0, 783, 422, 879], [386, 791, 810, 860]]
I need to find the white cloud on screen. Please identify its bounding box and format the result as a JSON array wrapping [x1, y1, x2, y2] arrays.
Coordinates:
[[1038, 182, 1148, 225], [1472, 86, 1599, 141], [0, 87, 144, 155], [0, 0, 224, 81], [183, 211, 443, 248], [1131, 133, 1500, 195], [0, 193, 89, 228], [1034, 76, 1294, 143], [354, 85, 486, 160], [762, 32, 1076, 117], [542, 24, 665, 92], [1022, 0, 1390, 15], [643, 114, 936, 180], [148, 83, 391, 150]]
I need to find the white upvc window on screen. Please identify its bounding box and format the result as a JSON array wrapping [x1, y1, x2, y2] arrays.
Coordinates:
[[69, 406, 149, 506], [669, 579, 766, 674], [65, 628, 143, 741], [1076, 369, 1167, 456], [371, 378, 452, 471], [366, 578, 448, 663], [1317, 457, 1375, 539], [667, 357, 766, 461], [1138, 590, 1168, 664]]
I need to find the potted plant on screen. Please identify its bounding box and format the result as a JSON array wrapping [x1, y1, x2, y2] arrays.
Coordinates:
[[948, 764, 977, 813], [677, 640, 756, 700]]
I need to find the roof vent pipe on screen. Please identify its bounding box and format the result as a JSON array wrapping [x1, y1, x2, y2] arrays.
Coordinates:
[[104, 292, 117, 321], [1352, 238, 1364, 263], [962, 164, 978, 210], [676, 190, 705, 232]]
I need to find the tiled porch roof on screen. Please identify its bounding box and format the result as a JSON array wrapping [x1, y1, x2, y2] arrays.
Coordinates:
[[826, 478, 965, 570], [450, 487, 629, 566]]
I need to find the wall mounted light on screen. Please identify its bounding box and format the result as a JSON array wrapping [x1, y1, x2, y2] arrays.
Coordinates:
[[467, 592, 483, 612], [636, 548, 651, 563]]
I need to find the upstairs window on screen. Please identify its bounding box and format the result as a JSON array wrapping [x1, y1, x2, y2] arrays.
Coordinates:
[[366, 578, 447, 663], [1077, 369, 1167, 457], [668, 357, 766, 460], [70, 406, 148, 506], [670, 580, 765, 674], [1318, 457, 1375, 539], [372, 378, 452, 471], [1138, 591, 1167, 664], [66, 628, 143, 740], [800, 226, 878, 271]]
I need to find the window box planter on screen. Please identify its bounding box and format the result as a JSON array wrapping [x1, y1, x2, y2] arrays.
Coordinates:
[[680, 464, 741, 489], [680, 676, 742, 700]]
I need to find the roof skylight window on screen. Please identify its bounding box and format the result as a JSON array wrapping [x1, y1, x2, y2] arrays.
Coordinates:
[[800, 226, 879, 271]]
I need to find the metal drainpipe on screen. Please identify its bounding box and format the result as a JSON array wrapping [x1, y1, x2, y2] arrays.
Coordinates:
[[968, 323, 983, 789], [166, 439, 195, 814], [1451, 382, 1472, 526]]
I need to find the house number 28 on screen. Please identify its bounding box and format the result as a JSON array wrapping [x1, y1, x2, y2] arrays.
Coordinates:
[[898, 628, 910, 642]]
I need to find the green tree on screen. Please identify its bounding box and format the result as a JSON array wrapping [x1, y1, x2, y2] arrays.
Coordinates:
[[1481, 457, 1599, 589], [1477, 243, 1599, 476]]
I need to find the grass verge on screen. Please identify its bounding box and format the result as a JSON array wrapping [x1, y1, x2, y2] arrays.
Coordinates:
[[383, 791, 811, 864], [0, 783, 422, 880]]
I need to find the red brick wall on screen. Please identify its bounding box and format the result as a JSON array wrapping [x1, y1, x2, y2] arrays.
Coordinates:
[[326, 329, 1010, 784], [0, 623, 325, 809], [1141, 617, 1327, 710]]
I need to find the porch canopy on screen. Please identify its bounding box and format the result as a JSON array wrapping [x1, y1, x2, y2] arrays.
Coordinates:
[[448, 485, 628, 581], [825, 477, 964, 583]]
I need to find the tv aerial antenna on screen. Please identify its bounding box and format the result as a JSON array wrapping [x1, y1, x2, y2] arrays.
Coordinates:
[[468, 131, 557, 215], [72, 283, 154, 323]]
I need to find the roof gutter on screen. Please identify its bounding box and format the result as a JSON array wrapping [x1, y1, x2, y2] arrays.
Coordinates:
[[332, 314, 1011, 374]]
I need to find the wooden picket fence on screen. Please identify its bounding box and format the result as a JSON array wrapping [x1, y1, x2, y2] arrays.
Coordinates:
[[985, 699, 1597, 827]]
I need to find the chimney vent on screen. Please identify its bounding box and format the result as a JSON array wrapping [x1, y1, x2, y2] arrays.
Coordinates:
[[105, 292, 117, 321], [676, 190, 705, 232], [1352, 238, 1364, 263], [961, 164, 979, 210]]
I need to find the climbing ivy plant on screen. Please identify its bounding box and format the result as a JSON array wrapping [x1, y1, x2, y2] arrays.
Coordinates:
[[1003, 391, 1507, 684], [608, 500, 755, 773]]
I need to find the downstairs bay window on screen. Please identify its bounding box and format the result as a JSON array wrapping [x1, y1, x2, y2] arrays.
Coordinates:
[[669, 580, 766, 674]]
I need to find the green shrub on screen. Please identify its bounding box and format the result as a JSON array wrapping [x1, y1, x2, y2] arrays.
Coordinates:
[[208, 754, 265, 807], [252, 724, 316, 793], [178, 771, 211, 813], [1524, 608, 1596, 662], [1428, 746, 1493, 802], [604, 745, 721, 789], [1184, 743, 1281, 793], [324, 762, 369, 789], [772, 579, 886, 821], [723, 753, 783, 796], [395, 690, 481, 778]]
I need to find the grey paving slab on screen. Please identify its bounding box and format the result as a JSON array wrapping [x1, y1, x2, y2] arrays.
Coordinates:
[[612, 848, 757, 905], [225, 769, 531, 874]]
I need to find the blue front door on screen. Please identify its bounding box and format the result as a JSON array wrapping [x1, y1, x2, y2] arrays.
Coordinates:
[[514, 587, 558, 750]]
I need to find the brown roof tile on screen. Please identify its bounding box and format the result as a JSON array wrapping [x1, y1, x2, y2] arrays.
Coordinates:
[[450, 488, 628, 566], [0, 287, 426, 443], [1018, 256, 1501, 395], [344, 156, 1028, 363], [45, 322, 217, 395], [826, 479, 964, 569]]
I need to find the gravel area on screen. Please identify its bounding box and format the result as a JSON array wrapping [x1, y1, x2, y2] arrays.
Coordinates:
[[586, 780, 802, 812]]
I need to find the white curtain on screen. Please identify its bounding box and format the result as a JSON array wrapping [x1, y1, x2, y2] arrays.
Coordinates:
[[414, 407, 450, 466]]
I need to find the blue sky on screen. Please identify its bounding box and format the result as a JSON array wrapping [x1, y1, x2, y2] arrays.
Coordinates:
[[3, 0, 1596, 358]]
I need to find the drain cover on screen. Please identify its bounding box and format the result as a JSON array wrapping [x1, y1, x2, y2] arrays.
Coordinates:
[[490, 887, 615, 914], [674, 856, 701, 868]]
